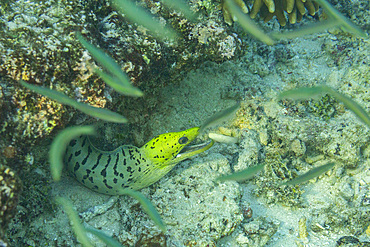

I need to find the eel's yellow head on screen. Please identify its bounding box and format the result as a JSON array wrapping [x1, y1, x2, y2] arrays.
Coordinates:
[[141, 127, 213, 169]]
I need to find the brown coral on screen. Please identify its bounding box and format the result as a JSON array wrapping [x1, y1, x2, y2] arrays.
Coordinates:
[[222, 0, 320, 26], [249, 0, 320, 26]]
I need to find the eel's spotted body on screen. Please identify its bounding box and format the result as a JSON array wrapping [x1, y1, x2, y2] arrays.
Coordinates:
[[65, 127, 213, 195]]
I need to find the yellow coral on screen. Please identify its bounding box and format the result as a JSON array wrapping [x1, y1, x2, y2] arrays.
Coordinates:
[[250, 0, 319, 26], [223, 0, 320, 26], [222, 0, 249, 25]]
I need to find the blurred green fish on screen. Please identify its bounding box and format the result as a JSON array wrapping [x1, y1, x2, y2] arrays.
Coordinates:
[[49, 126, 95, 181], [279, 85, 370, 128], [281, 162, 335, 186], [120, 189, 166, 232], [56, 197, 93, 247], [200, 101, 240, 133], [112, 0, 178, 41], [20, 80, 128, 123], [217, 164, 265, 182], [85, 227, 123, 247], [224, 0, 275, 45], [77, 33, 143, 97]]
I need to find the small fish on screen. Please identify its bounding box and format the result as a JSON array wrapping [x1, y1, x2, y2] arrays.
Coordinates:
[[278, 85, 370, 128], [199, 101, 240, 133], [20, 80, 127, 123], [281, 162, 335, 186], [216, 164, 265, 182]]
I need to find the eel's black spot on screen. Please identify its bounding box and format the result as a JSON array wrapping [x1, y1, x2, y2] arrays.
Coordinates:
[[127, 166, 132, 173], [91, 153, 103, 170], [103, 179, 113, 189], [119, 173, 124, 178], [81, 137, 87, 147], [101, 168, 107, 177], [83, 169, 91, 179], [100, 155, 111, 177], [75, 150, 81, 156], [81, 146, 92, 165], [74, 162, 80, 172], [93, 185, 99, 190], [89, 176, 94, 183], [113, 153, 119, 176], [138, 167, 141, 172], [68, 154, 73, 163], [113, 178, 118, 184], [69, 140, 77, 147]]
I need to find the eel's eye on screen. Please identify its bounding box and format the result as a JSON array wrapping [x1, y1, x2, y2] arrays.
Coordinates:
[[178, 137, 188, 144]]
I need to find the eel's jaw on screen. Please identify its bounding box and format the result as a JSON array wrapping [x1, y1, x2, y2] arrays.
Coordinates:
[[173, 139, 214, 162]]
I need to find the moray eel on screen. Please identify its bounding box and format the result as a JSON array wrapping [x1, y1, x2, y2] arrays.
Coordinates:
[[65, 127, 213, 195]]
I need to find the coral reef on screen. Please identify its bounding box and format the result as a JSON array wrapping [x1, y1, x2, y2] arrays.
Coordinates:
[[117, 153, 243, 245], [0, 165, 21, 246], [249, 0, 320, 26], [1, 0, 369, 246], [221, 0, 320, 26]]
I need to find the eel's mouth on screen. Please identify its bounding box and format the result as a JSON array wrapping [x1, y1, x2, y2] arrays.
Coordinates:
[[175, 140, 214, 159]]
